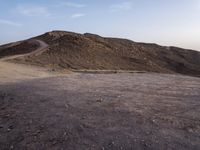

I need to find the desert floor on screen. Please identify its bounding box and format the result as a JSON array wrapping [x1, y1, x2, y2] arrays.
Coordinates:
[[0, 61, 200, 150]]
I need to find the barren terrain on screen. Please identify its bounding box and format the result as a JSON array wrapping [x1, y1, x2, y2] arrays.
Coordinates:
[[0, 61, 200, 149], [0, 61, 59, 83], [1, 31, 200, 77], [0, 31, 200, 150]]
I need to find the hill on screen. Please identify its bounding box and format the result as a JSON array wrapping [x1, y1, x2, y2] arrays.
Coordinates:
[[0, 30, 200, 76]]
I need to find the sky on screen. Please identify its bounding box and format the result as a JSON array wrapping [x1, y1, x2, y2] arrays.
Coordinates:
[[0, 0, 200, 51]]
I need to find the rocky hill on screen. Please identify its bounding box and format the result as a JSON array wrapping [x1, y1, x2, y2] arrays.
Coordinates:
[[0, 30, 200, 76]]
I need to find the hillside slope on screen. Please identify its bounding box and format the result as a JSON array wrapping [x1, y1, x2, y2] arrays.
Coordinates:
[[0, 30, 200, 76]]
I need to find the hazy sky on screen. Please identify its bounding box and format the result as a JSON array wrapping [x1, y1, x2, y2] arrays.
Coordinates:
[[0, 0, 200, 50]]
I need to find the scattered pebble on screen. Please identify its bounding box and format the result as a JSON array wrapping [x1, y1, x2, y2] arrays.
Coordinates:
[[97, 98, 103, 103]]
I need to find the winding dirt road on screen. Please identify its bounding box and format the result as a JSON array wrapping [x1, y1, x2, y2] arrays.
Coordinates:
[[0, 40, 60, 83], [1, 39, 48, 61]]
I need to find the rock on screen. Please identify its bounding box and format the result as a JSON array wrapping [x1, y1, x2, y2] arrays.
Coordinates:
[[97, 98, 103, 103]]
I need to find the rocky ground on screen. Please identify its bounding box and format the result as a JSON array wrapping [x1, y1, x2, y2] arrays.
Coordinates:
[[0, 30, 200, 150], [0, 69, 200, 150]]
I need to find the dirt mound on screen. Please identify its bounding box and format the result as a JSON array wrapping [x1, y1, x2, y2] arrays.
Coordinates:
[[0, 30, 200, 76]]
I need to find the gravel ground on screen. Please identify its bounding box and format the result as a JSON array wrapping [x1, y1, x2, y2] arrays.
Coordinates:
[[0, 73, 200, 150]]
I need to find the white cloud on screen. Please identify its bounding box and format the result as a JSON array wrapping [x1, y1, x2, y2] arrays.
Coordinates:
[[70, 13, 86, 18], [110, 2, 132, 12], [0, 19, 22, 27], [56, 2, 86, 8], [17, 5, 51, 17]]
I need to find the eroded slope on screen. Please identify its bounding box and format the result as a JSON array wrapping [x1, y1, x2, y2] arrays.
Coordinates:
[[0, 31, 200, 76]]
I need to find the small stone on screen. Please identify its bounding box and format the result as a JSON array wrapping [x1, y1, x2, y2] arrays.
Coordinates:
[[108, 141, 115, 146], [81, 116, 86, 119], [63, 132, 67, 136], [9, 97, 14, 100], [5, 114, 10, 118], [97, 98, 103, 103], [10, 145, 14, 149], [188, 128, 193, 133]]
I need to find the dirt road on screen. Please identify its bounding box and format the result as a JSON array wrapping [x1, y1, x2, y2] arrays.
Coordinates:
[[1, 39, 48, 61], [0, 39, 62, 83], [0, 72, 200, 150]]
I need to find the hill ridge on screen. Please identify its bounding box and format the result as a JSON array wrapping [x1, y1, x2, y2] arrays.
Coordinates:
[[0, 30, 200, 77]]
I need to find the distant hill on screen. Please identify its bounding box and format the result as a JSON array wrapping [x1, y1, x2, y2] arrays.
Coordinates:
[[0, 30, 200, 77]]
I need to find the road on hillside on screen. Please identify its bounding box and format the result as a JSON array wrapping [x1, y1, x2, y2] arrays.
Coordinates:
[[1, 39, 48, 61]]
